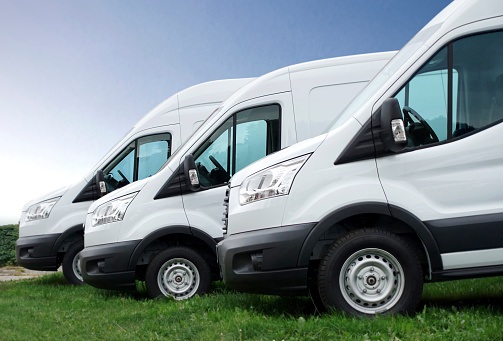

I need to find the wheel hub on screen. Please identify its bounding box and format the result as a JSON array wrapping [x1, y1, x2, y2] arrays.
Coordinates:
[[340, 248, 405, 314], [157, 258, 200, 300]]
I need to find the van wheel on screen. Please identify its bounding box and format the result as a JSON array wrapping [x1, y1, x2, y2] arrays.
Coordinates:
[[145, 247, 211, 300], [308, 264, 326, 314], [62, 241, 84, 285], [317, 229, 423, 316]]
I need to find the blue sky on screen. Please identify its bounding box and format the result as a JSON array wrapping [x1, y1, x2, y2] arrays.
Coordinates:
[[0, 0, 451, 224]]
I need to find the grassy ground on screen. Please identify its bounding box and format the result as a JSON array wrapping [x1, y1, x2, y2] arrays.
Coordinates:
[[1, 273, 503, 340]]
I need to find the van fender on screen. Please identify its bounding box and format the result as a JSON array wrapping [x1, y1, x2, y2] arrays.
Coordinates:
[[297, 202, 443, 272], [51, 224, 83, 255], [388, 204, 443, 271], [128, 225, 218, 269]]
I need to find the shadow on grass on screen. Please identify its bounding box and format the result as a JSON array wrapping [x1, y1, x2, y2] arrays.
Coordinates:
[[29, 272, 69, 286], [27, 274, 148, 302], [209, 281, 319, 317], [421, 294, 503, 313], [91, 280, 149, 301]]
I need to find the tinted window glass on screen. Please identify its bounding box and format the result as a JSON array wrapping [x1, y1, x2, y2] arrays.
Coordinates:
[[393, 30, 503, 148], [453, 31, 503, 129], [102, 133, 171, 190], [138, 134, 171, 179], [194, 105, 280, 187], [104, 142, 135, 188]]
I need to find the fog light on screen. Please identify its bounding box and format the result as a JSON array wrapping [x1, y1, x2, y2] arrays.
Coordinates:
[[98, 260, 105, 273], [251, 253, 263, 271]]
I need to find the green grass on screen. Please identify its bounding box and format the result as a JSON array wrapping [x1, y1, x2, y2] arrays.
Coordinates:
[[1, 274, 503, 340]]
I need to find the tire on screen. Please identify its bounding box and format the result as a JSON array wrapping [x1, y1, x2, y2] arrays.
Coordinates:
[[145, 247, 212, 300], [62, 241, 84, 285], [308, 264, 326, 314], [317, 228, 423, 316]]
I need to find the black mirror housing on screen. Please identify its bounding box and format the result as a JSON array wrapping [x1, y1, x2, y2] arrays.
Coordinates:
[[95, 170, 108, 198], [380, 98, 407, 153], [183, 154, 200, 192]]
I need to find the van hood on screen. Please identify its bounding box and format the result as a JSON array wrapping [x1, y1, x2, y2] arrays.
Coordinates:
[[230, 133, 328, 187], [88, 177, 150, 213], [22, 186, 69, 212]]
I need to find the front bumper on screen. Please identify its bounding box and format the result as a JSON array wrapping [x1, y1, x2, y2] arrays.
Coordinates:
[[80, 240, 141, 290], [217, 223, 315, 296], [16, 234, 61, 271]]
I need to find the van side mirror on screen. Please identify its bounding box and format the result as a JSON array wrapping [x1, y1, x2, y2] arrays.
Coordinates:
[[380, 98, 407, 153], [95, 170, 108, 198], [183, 154, 200, 192]]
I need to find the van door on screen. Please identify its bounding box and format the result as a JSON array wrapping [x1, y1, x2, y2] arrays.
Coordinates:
[[376, 30, 503, 270], [73, 132, 173, 203], [102, 133, 172, 190], [181, 95, 290, 239]]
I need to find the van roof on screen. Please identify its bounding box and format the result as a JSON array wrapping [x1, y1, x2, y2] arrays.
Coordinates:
[[131, 78, 255, 134], [220, 51, 397, 112], [287, 51, 397, 73]]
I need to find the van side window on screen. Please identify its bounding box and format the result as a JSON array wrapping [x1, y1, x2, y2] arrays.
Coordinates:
[[103, 133, 171, 190], [394, 30, 503, 148], [138, 136, 171, 179], [193, 105, 281, 188]]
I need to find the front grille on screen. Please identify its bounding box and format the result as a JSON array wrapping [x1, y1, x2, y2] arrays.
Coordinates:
[[222, 184, 230, 235]]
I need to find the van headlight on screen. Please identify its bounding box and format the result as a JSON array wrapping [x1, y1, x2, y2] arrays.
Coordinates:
[[239, 154, 310, 205], [92, 192, 137, 227], [25, 197, 60, 221]]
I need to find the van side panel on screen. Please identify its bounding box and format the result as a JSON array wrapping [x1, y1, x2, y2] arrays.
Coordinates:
[[290, 59, 390, 141], [178, 103, 220, 143]]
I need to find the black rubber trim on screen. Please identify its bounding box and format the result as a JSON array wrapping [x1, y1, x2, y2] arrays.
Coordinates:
[[425, 212, 503, 254], [431, 265, 503, 282], [80, 240, 140, 290], [388, 205, 443, 271], [334, 107, 405, 166], [51, 224, 83, 255], [334, 117, 377, 165], [191, 227, 220, 255], [218, 223, 314, 295], [128, 225, 218, 269], [73, 178, 100, 203], [15, 225, 83, 271], [297, 203, 443, 272], [298, 202, 391, 266], [15, 234, 60, 271], [154, 164, 184, 199]]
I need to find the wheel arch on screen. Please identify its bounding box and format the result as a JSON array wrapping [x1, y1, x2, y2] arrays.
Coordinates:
[[52, 224, 84, 257], [298, 202, 443, 275], [129, 225, 218, 271]]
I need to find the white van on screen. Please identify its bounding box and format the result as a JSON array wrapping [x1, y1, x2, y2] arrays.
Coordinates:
[[218, 0, 503, 316], [15, 78, 253, 285], [80, 52, 396, 299]]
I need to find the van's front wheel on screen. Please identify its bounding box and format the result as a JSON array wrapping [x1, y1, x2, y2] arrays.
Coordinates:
[[62, 241, 84, 285], [145, 247, 211, 300], [317, 228, 423, 316]]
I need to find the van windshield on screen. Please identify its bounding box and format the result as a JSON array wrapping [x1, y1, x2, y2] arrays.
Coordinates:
[[328, 23, 443, 131]]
